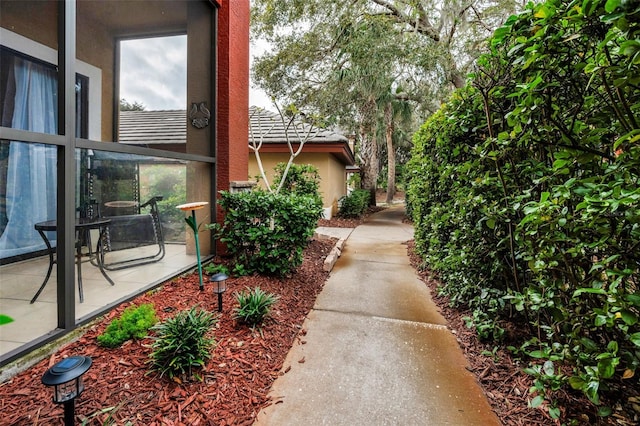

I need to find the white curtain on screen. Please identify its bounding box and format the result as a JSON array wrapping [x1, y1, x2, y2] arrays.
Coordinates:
[[0, 57, 58, 258]]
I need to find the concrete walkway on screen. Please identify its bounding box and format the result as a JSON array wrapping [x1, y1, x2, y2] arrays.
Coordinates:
[[254, 205, 500, 426]]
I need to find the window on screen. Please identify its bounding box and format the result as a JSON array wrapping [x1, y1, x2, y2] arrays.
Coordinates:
[[117, 35, 187, 152], [0, 47, 88, 261]]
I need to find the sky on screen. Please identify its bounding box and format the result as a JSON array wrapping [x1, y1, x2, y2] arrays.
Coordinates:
[[119, 35, 272, 111]]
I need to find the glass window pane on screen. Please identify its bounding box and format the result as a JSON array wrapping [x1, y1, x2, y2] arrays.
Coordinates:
[[0, 49, 58, 135], [0, 140, 57, 258], [74, 148, 212, 320], [119, 35, 187, 112], [0, 139, 58, 358], [1, 0, 218, 363]]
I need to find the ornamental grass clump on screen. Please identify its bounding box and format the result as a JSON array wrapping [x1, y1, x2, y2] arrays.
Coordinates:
[[233, 287, 279, 326], [97, 303, 157, 348], [148, 307, 217, 379]]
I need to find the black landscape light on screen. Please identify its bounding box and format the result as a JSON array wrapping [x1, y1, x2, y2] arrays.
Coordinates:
[[210, 272, 229, 312], [42, 355, 92, 426]]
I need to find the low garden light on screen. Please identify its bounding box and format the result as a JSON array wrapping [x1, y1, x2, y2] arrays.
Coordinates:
[[41, 355, 92, 426], [210, 272, 228, 312], [177, 201, 209, 290]]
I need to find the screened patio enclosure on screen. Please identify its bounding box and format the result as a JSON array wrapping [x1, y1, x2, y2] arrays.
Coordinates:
[[0, 0, 220, 365]]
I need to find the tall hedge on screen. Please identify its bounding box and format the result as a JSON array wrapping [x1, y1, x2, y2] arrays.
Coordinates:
[[407, 0, 639, 417]]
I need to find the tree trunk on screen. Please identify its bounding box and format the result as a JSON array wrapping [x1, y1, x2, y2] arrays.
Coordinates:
[[451, 69, 465, 89], [358, 99, 379, 206], [384, 102, 396, 204], [359, 126, 379, 207], [446, 53, 466, 89]]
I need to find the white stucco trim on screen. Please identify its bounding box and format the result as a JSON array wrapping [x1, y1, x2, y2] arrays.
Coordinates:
[[322, 206, 333, 220]]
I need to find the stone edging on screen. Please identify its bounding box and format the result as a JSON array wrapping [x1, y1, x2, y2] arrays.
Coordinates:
[[313, 231, 348, 272], [322, 238, 346, 272]]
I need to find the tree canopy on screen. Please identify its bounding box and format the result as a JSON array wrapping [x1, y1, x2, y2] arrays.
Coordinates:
[[119, 98, 146, 111], [251, 0, 521, 198]]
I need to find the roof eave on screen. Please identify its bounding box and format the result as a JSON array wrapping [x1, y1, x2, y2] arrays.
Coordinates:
[[252, 142, 355, 166]]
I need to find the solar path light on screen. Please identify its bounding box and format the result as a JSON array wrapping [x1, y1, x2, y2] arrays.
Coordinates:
[[210, 272, 228, 312], [41, 355, 92, 426]]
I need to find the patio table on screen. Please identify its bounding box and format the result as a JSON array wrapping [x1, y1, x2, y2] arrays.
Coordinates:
[[31, 218, 114, 304]]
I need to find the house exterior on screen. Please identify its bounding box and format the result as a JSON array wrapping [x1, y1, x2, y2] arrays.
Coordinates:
[[248, 106, 356, 218], [0, 0, 250, 366]]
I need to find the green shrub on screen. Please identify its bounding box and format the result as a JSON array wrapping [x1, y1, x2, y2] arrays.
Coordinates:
[[406, 0, 640, 417], [204, 262, 230, 276], [140, 164, 187, 242], [97, 304, 157, 348], [273, 162, 323, 208], [233, 287, 279, 326], [210, 189, 322, 276], [338, 189, 370, 218], [148, 307, 217, 379]]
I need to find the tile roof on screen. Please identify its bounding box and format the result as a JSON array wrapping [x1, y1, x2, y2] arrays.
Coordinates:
[[249, 106, 348, 145], [118, 110, 186, 145], [117, 108, 354, 165]]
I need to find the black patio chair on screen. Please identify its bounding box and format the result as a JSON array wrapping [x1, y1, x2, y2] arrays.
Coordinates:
[[98, 196, 166, 270]]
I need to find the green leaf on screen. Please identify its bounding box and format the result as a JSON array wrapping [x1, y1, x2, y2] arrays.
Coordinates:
[[597, 357, 619, 379], [595, 315, 607, 326], [553, 159, 569, 169], [597, 406, 613, 417], [613, 129, 640, 150], [601, 11, 625, 22], [492, 26, 512, 45], [620, 310, 638, 325], [585, 380, 600, 404], [540, 192, 550, 203], [573, 287, 606, 297], [530, 395, 545, 408], [568, 375, 586, 390], [604, 0, 621, 13], [582, 0, 596, 15], [185, 216, 197, 233], [629, 332, 640, 347], [625, 294, 640, 307], [621, 40, 640, 58]]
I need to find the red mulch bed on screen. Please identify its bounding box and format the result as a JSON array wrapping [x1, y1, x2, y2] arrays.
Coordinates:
[[0, 238, 336, 426]]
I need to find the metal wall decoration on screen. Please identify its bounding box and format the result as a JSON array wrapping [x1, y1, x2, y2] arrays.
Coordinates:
[[189, 102, 210, 129]]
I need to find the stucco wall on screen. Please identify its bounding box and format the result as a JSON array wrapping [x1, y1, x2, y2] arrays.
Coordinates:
[[248, 153, 347, 217], [0, 1, 58, 49]]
